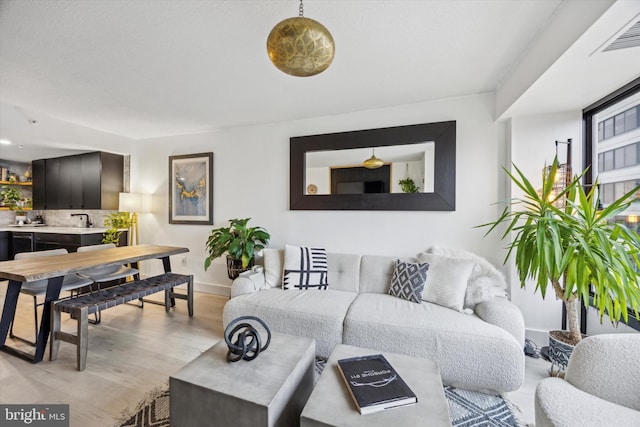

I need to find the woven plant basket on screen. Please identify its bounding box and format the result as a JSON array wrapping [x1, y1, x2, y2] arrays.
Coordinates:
[[226, 256, 254, 280], [548, 330, 587, 376]]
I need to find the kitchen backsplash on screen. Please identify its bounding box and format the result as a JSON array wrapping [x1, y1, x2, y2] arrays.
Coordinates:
[[0, 209, 118, 227]]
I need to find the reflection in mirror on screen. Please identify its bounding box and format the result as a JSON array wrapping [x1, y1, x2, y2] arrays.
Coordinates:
[[290, 121, 456, 211], [305, 143, 435, 195]]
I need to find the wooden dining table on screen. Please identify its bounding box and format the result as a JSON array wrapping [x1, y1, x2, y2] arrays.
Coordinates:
[[0, 244, 189, 363]]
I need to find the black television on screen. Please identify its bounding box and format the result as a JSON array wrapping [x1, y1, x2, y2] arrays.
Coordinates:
[[331, 165, 390, 195], [336, 180, 385, 194]]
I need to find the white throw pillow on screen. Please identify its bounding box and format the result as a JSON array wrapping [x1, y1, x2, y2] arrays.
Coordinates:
[[418, 253, 474, 312], [263, 248, 284, 288], [421, 246, 508, 308], [282, 245, 329, 290]]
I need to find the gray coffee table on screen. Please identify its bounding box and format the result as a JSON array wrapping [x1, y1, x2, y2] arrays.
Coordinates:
[[170, 332, 315, 427], [300, 344, 451, 426]]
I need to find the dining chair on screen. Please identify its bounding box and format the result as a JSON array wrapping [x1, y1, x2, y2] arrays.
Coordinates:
[[76, 243, 139, 323], [9, 248, 94, 346]]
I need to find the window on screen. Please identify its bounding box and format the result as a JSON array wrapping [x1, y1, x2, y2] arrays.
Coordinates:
[[585, 79, 640, 219], [584, 78, 640, 331], [597, 103, 640, 142], [625, 107, 637, 132], [625, 143, 637, 167]]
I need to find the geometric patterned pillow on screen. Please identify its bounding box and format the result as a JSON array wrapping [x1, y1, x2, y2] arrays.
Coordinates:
[[388, 260, 429, 303], [282, 245, 329, 290]]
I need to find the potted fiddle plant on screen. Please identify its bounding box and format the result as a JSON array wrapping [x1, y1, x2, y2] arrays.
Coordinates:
[[480, 158, 640, 372], [204, 218, 271, 279]]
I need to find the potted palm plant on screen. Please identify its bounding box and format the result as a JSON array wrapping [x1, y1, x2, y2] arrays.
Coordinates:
[[480, 158, 640, 370], [204, 218, 271, 279]]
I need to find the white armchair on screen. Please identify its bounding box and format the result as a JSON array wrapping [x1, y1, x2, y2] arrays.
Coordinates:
[[534, 333, 640, 426]]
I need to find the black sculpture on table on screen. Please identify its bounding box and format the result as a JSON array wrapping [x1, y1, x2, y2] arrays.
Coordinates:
[[224, 316, 271, 362]]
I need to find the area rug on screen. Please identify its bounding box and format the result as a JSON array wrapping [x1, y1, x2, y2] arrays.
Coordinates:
[[444, 386, 524, 427], [115, 359, 527, 427], [115, 385, 169, 427]]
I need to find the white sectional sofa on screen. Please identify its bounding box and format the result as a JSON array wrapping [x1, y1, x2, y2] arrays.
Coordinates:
[[223, 247, 525, 393]]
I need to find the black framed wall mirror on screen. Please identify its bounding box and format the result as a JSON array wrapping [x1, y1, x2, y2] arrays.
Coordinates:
[[290, 121, 456, 211]]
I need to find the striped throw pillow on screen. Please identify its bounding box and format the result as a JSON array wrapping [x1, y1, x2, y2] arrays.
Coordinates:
[[282, 245, 329, 290]]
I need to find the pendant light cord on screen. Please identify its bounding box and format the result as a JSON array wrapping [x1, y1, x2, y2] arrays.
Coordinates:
[[299, 0, 304, 17]]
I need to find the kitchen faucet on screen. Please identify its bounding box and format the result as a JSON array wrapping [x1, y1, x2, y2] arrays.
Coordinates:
[[70, 213, 92, 228]]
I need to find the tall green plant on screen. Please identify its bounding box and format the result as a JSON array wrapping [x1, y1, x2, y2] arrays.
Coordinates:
[[204, 218, 270, 270], [480, 158, 640, 344]]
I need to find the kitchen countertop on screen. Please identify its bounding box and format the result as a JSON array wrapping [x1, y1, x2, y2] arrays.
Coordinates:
[[0, 226, 109, 234]]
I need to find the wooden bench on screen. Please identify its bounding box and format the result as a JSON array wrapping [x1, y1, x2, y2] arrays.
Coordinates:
[[50, 272, 194, 371]]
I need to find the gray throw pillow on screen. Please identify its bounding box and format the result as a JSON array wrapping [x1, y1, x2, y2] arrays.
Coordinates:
[[282, 245, 329, 290], [388, 260, 429, 303]]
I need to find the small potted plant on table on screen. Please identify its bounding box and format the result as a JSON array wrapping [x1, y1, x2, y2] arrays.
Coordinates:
[[204, 218, 271, 279], [102, 212, 132, 246]]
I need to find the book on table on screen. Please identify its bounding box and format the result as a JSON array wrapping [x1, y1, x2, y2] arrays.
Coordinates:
[[337, 353, 418, 415]]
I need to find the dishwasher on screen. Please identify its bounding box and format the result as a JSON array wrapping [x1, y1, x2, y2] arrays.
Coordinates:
[[11, 232, 35, 258]]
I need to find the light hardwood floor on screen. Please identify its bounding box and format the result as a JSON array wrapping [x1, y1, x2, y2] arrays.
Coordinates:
[[0, 281, 549, 426]]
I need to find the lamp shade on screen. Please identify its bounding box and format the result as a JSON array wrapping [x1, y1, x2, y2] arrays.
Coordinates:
[[119, 192, 152, 213]]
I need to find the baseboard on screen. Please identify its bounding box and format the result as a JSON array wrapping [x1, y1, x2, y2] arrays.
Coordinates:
[[193, 281, 230, 297], [525, 329, 549, 348], [139, 274, 231, 298]]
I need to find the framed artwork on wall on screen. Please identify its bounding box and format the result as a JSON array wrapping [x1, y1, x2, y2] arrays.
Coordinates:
[[169, 152, 213, 225]]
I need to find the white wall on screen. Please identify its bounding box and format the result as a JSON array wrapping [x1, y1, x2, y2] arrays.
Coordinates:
[[509, 111, 582, 336], [305, 167, 329, 195], [132, 93, 509, 294]]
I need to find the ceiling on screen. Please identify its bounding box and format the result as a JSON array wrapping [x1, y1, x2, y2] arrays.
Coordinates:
[[1, 0, 639, 163]]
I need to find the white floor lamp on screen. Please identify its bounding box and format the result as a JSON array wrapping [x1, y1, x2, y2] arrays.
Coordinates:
[[119, 192, 152, 246]]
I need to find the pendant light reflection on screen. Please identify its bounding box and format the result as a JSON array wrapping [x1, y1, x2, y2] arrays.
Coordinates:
[[267, 0, 334, 77], [538, 139, 572, 207], [363, 148, 384, 169]]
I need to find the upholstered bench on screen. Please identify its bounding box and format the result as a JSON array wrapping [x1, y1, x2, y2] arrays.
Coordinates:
[[50, 272, 193, 370]]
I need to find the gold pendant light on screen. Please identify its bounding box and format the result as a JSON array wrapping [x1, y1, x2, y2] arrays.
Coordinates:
[[363, 148, 384, 169], [267, 0, 335, 77]]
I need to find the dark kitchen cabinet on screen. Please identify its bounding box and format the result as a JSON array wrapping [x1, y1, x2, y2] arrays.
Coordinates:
[[80, 151, 103, 208], [34, 232, 104, 253], [6, 230, 127, 258], [10, 231, 35, 259], [44, 156, 69, 209], [0, 231, 9, 261], [32, 151, 124, 210], [31, 159, 46, 209]]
